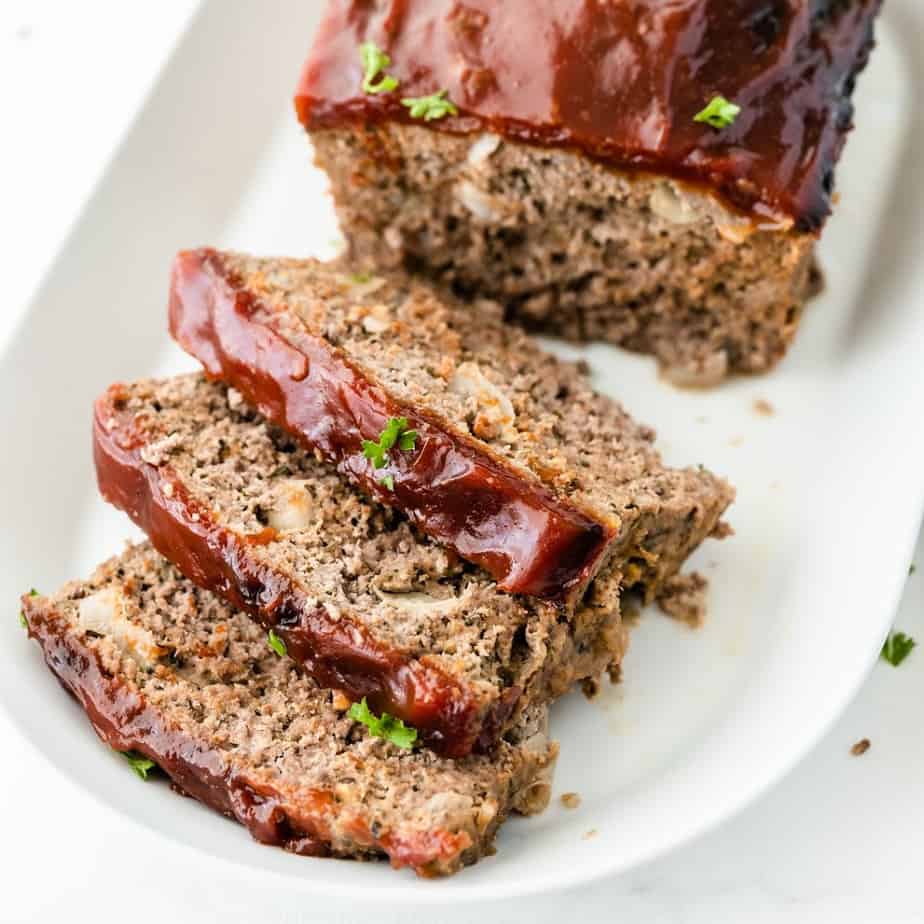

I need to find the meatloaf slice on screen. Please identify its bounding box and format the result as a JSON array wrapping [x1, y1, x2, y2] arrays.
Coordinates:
[[169, 249, 734, 609], [22, 544, 556, 877], [94, 375, 626, 758], [297, 0, 881, 382]]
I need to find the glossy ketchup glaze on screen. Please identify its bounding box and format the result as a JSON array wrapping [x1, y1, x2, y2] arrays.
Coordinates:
[[296, 0, 882, 231], [168, 248, 615, 605], [92, 385, 496, 758], [22, 597, 472, 874]]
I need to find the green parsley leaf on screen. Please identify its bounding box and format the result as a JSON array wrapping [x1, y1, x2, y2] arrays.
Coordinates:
[[362, 417, 418, 470], [380, 474, 395, 491], [267, 629, 287, 657], [881, 630, 916, 667], [348, 271, 374, 285], [122, 751, 157, 780], [360, 41, 399, 95], [694, 95, 741, 129], [29, 588, 39, 596], [401, 90, 458, 121], [348, 697, 418, 749], [362, 442, 386, 469]]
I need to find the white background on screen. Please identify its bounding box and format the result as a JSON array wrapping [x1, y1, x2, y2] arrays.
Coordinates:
[[3, 3, 924, 922]]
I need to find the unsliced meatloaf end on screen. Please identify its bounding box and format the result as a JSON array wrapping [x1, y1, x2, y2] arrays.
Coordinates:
[[168, 249, 734, 613], [311, 126, 815, 385], [21, 544, 557, 878], [297, 0, 881, 383], [93, 375, 627, 759]]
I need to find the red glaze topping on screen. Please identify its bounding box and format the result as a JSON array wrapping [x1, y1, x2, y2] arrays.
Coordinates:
[[22, 597, 475, 875], [168, 249, 615, 604], [93, 386, 495, 758], [296, 0, 881, 231]]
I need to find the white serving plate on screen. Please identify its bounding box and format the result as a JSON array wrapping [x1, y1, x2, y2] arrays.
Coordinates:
[[1, 0, 922, 903]]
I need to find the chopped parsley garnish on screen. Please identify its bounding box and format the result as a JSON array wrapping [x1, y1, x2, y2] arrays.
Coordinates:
[[122, 751, 157, 781], [348, 697, 418, 749], [362, 417, 418, 476], [360, 41, 398, 95], [380, 474, 395, 491], [881, 630, 916, 667], [348, 271, 374, 285], [401, 90, 458, 121], [694, 95, 741, 129], [267, 629, 287, 657]]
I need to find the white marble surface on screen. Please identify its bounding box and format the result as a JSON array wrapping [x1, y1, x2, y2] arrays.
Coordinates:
[[3, 4, 923, 922]]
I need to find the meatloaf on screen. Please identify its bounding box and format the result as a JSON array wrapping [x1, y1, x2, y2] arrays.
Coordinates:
[[169, 249, 734, 612], [21, 544, 556, 877], [296, 0, 881, 383], [94, 374, 627, 758]]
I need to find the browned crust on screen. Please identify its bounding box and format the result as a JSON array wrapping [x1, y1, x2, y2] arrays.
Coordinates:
[[21, 594, 484, 876], [168, 248, 616, 606], [93, 383, 495, 759]]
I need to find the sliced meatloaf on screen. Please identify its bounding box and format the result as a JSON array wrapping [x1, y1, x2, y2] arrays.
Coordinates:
[[169, 249, 734, 611], [297, 0, 881, 383], [21, 544, 556, 877], [93, 375, 627, 758]]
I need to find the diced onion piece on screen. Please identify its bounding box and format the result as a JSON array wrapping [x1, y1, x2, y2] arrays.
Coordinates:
[[455, 180, 503, 222], [467, 133, 502, 167], [78, 588, 164, 667], [449, 361, 516, 440], [373, 586, 462, 616], [267, 480, 315, 532]]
